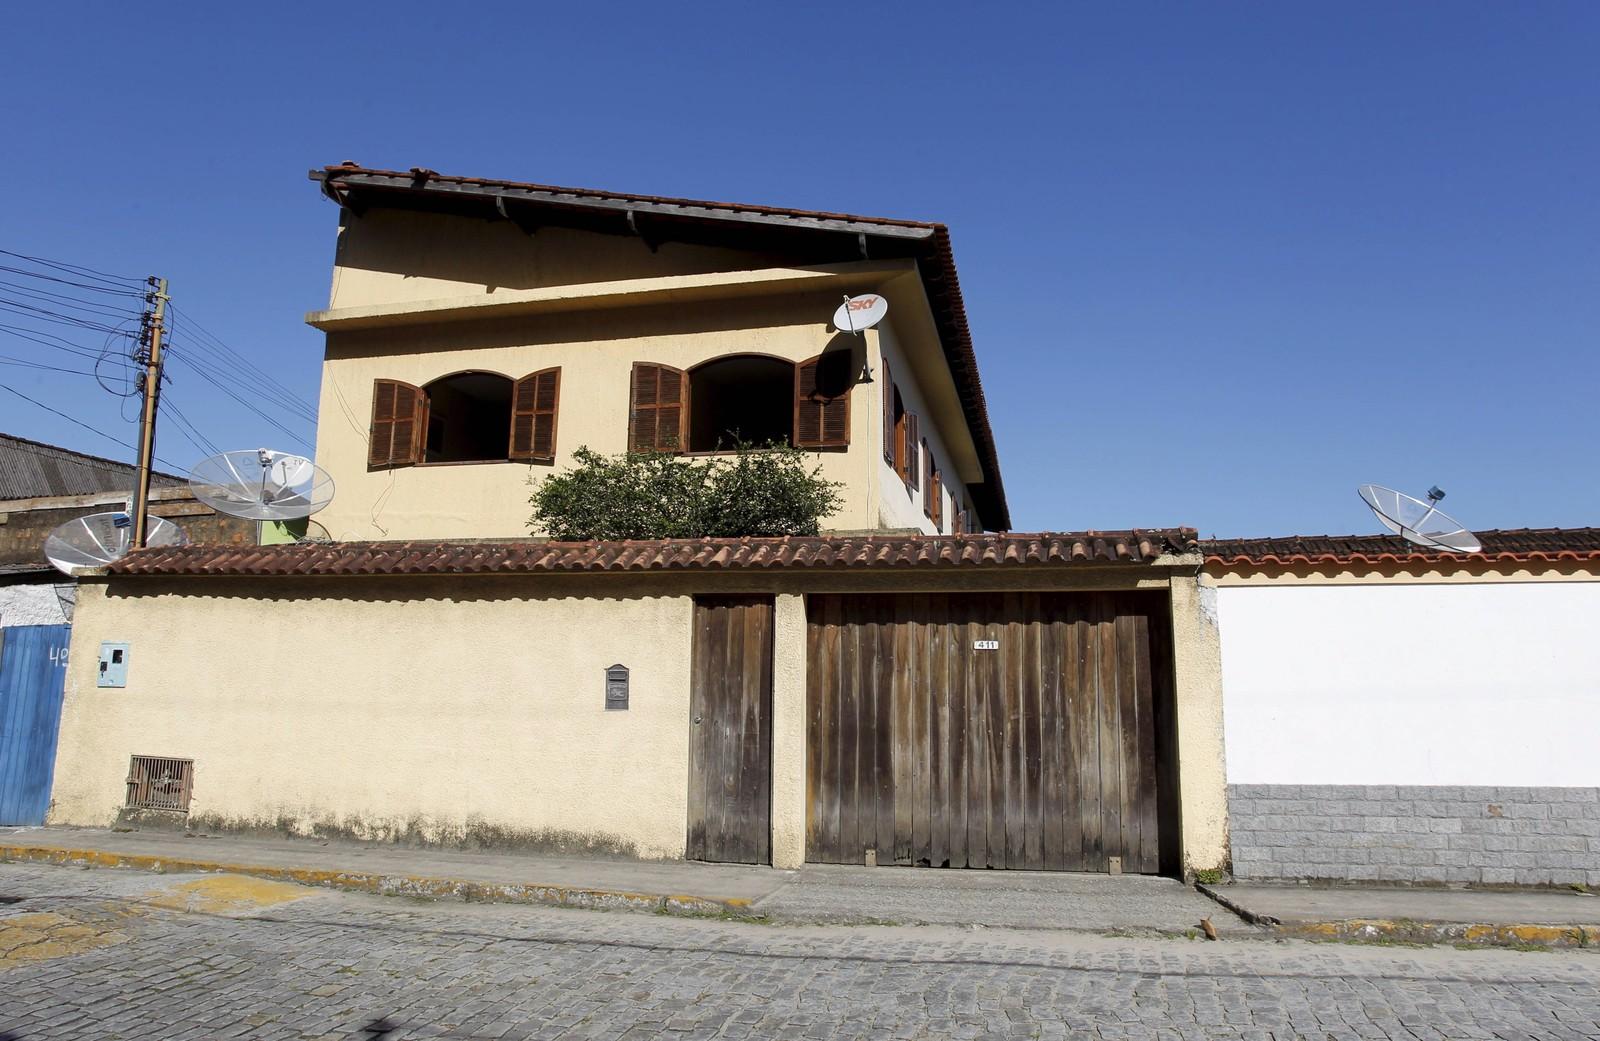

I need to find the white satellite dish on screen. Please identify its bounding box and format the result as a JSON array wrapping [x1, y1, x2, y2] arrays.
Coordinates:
[[43, 512, 189, 576], [832, 293, 889, 334], [189, 449, 335, 521], [1358, 484, 1482, 554]]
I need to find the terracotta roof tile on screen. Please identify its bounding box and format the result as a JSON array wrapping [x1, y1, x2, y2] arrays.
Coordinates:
[[1201, 527, 1600, 566], [107, 531, 1198, 578]]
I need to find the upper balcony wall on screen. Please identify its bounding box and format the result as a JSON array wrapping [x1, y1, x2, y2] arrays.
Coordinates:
[[327, 209, 803, 310]]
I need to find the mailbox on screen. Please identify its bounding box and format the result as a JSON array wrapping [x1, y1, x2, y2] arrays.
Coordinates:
[[98, 642, 130, 688], [605, 664, 629, 710]]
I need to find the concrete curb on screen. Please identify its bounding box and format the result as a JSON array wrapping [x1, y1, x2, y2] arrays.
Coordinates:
[[1280, 918, 1599, 949], [0, 843, 756, 919]]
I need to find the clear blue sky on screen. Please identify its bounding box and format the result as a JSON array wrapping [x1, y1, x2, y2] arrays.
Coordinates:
[[3, 4, 1595, 537]]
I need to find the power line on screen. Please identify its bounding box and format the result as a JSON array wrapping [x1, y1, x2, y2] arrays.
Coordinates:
[[163, 356, 315, 451], [161, 396, 222, 460], [0, 382, 185, 472], [0, 248, 145, 287], [0, 355, 99, 377], [166, 304, 319, 417], [164, 345, 318, 423]]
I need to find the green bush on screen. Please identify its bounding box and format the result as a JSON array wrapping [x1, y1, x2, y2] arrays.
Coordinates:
[[529, 442, 843, 541]]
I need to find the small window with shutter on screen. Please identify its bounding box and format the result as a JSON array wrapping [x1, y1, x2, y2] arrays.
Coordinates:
[[510, 368, 561, 463], [794, 352, 851, 449], [629, 362, 688, 453], [904, 413, 920, 493], [881, 359, 895, 465], [369, 379, 425, 469]]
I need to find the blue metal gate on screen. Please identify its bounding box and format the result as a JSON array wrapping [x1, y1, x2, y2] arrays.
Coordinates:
[[0, 624, 72, 825]]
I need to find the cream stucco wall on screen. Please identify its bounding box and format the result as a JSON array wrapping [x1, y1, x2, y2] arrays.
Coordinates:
[[872, 320, 967, 533], [50, 578, 699, 859], [50, 565, 1228, 875], [311, 213, 990, 542]]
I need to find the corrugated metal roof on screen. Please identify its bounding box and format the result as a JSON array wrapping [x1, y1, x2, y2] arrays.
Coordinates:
[[107, 530, 1197, 578], [1201, 528, 1600, 566], [0, 432, 182, 500], [314, 164, 1012, 530]]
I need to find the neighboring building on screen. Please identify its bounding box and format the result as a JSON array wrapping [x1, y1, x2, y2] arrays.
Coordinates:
[[42, 167, 1232, 879], [1205, 528, 1600, 888], [0, 433, 252, 628], [304, 164, 1008, 540]]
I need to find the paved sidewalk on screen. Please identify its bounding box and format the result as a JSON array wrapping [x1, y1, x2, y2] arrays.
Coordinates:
[[1204, 881, 1600, 947], [0, 826, 1241, 935]]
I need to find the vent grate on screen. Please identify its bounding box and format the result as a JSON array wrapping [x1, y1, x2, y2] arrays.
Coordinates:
[[124, 756, 194, 813]]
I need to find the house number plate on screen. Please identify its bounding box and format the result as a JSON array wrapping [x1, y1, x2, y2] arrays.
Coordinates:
[[973, 639, 1000, 651]]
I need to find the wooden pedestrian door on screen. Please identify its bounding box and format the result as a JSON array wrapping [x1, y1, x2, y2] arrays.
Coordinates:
[[805, 593, 1176, 873], [0, 625, 72, 827], [687, 596, 774, 864]]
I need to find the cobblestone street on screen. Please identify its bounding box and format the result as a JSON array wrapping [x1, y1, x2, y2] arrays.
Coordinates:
[[2, 863, 1597, 1041]]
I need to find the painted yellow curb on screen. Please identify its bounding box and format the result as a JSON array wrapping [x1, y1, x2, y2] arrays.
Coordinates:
[[0, 843, 756, 918], [1286, 917, 1599, 949]]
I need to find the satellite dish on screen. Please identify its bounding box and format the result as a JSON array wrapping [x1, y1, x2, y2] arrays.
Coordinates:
[[189, 449, 335, 521], [1358, 484, 1482, 554], [832, 293, 888, 334], [43, 512, 189, 576]]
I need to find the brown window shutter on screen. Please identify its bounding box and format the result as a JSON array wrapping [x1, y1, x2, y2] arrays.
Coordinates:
[[905, 413, 920, 491], [794, 353, 851, 449], [629, 362, 687, 453], [511, 368, 561, 463], [952, 502, 965, 534], [881, 359, 894, 465], [922, 441, 933, 516], [931, 467, 943, 530], [369, 379, 424, 468]]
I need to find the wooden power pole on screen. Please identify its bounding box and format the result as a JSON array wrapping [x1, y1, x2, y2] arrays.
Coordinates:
[[131, 277, 168, 549]]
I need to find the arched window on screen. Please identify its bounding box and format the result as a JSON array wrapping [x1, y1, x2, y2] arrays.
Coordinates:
[[687, 355, 794, 452], [422, 371, 514, 463]]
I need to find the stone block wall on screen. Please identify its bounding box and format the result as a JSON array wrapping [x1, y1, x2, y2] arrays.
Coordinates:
[[1228, 784, 1600, 887]]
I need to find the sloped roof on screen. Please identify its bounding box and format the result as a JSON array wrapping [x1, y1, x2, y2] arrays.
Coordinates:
[[312, 163, 1011, 530], [0, 432, 182, 500], [1201, 528, 1600, 566], [106, 531, 1197, 578]]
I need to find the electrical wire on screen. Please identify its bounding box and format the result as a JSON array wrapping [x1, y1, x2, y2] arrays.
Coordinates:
[[164, 345, 318, 423], [0, 382, 185, 472], [162, 357, 315, 451], [0, 248, 145, 287], [161, 396, 223, 460], [0, 355, 99, 377], [166, 304, 318, 418]]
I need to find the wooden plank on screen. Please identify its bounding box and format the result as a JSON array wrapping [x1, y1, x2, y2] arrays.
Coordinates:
[[717, 600, 746, 864], [928, 595, 949, 869], [872, 596, 895, 863], [946, 596, 969, 869], [1131, 606, 1160, 875], [1114, 607, 1141, 871], [685, 601, 718, 861], [910, 599, 933, 867], [890, 596, 914, 864], [1021, 594, 1044, 871], [1074, 606, 1100, 870], [838, 600, 862, 866], [747, 600, 774, 864], [1147, 595, 1182, 877], [1039, 597, 1065, 871], [819, 596, 843, 864], [1096, 598, 1124, 869], [804, 597, 825, 862], [985, 595, 1007, 870], [965, 599, 988, 867], [1001, 593, 1023, 869]]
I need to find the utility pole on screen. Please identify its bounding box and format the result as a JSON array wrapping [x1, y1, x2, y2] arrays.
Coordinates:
[[131, 277, 168, 549]]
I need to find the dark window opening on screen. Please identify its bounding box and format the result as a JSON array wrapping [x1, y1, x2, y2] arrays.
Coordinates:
[[423, 372, 513, 463], [688, 356, 793, 452]]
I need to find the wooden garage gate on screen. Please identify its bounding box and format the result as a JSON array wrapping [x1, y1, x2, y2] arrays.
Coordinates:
[[805, 592, 1177, 873]]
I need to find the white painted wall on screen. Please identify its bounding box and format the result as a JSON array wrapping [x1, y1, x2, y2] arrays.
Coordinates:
[[1219, 582, 1600, 787], [0, 582, 70, 628]]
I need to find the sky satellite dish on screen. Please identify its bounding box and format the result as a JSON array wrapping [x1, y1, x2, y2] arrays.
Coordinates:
[[832, 293, 888, 334], [1358, 484, 1482, 554], [44, 512, 188, 576], [189, 449, 335, 521]]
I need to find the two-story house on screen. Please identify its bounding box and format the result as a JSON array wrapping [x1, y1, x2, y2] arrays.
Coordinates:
[[304, 163, 1009, 542], [43, 166, 1229, 879]]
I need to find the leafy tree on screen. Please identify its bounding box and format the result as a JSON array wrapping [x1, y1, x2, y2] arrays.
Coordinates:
[[529, 442, 843, 541]]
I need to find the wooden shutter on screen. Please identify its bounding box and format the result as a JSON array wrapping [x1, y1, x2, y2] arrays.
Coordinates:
[[511, 368, 561, 463], [794, 353, 851, 449], [369, 379, 424, 468], [629, 363, 687, 453], [952, 502, 965, 534], [931, 467, 943, 530], [881, 360, 895, 465], [905, 413, 920, 491]]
